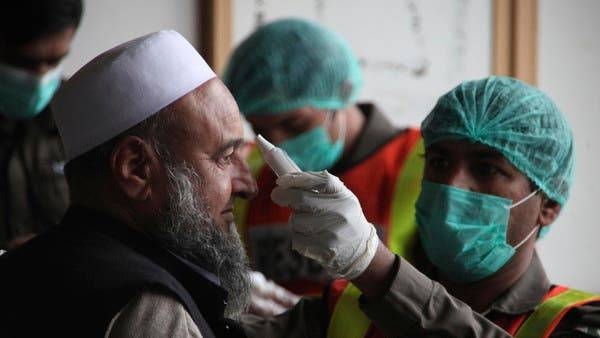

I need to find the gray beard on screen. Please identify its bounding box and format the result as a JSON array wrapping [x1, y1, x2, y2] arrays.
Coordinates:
[[147, 163, 251, 320]]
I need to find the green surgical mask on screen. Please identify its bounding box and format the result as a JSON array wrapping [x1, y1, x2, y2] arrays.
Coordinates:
[[0, 63, 62, 119], [279, 111, 345, 171], [416, 180, 540, 283]]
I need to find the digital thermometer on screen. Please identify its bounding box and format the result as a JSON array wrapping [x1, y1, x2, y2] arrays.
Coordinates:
[[255, 135, 301, 177]]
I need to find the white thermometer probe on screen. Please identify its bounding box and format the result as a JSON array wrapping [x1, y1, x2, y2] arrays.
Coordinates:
[[255, 135, 301, 177]]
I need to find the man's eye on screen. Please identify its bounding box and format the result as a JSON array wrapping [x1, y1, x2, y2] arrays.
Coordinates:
[[219, 154, 233, 166], [427, 157, 449, 169], [282, 119, 312, 134]]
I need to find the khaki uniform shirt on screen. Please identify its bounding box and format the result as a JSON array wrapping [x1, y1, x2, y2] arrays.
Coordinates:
[[412, 249, 600, 337], [0, 109, 69, 248], [484, 253, 600, 336]]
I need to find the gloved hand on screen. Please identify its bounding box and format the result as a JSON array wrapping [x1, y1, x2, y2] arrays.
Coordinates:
[[247, 271, 300, 317], [271, 171, 379, 280]]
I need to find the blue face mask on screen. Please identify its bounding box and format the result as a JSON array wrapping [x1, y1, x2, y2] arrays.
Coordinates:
[[416, 180, 539, 283], [279, 112, 345, 171], [0, 63, 62, 119]]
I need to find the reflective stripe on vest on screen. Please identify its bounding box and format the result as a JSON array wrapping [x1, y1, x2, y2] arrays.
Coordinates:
[[387, 138, 424, 258], [233, 147, 264, 243], [515, 287, 600, 338], [326, 139, 425, 338], [326, 284, 371, 338]]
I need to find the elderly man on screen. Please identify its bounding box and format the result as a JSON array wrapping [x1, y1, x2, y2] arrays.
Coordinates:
[[313, 77, 600, 337], [0, 31, 509, 337], [0, 0, 83, 249]]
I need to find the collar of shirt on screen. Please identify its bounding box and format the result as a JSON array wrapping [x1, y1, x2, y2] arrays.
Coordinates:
[[170, 250, 221, 287], [331, 102, 401, 173], [483, 251, 551, 315], [412, 240, 551, 316], [0, 115, 19, 137]]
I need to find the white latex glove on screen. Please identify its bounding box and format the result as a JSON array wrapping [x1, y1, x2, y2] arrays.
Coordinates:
[[271, 171, 379, 280], [248, 271, 301, 317]]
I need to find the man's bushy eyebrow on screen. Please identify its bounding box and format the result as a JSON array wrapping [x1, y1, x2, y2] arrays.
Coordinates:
[[215, 138, 244, 155]]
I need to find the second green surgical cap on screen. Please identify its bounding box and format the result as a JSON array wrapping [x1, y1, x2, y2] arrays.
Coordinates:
[[222, 18, 363, 116], [422, 76, 574, 205]]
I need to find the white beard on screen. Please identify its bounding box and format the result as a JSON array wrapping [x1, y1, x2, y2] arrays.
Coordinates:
[[147, 163, 251, 320]]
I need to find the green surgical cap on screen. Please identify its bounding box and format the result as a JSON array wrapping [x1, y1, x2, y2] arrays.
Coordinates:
[[222, 18, 363, 116], [422, 76, 574, 205]]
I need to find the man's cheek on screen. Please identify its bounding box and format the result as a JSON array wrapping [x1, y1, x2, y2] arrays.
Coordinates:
[[216, 174, 234, 200]]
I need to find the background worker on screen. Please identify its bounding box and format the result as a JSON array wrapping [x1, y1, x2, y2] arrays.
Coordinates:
[[224, 18, 423, 296], [0, 0, 83, 249]]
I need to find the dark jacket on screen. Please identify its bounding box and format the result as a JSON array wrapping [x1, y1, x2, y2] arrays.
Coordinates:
[[0, 206, 245, 337]]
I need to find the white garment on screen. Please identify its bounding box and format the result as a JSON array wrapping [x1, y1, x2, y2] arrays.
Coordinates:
[[52, 30, 216, 160], [105, 290, 203, 338], [248, 271, 300, 317]]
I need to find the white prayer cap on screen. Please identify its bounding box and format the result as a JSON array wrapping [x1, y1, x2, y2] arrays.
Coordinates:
[[52, 30, 216, 161]]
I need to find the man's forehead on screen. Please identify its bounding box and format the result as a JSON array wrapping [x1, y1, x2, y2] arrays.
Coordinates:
[[172, 79, 243, 146], [191, 79, 238, 113]]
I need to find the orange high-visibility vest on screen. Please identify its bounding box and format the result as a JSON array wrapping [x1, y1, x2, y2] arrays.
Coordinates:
[[495, 285, 600, 337], [234, 128, 423, 295], [326, 281, 600, 338]]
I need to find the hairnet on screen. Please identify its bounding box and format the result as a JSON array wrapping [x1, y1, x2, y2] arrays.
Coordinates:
[[222, 18, 363, 116], [421, 76, 574, 205]]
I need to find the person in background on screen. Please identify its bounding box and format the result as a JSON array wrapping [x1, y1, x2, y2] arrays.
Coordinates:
[[223, 18, 423, 297], [0, 30, 512, 338], [0, 0, 83, 249], [322, 76, 600, 337]]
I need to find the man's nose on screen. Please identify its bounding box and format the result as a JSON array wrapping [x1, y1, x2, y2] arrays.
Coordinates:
[[443, 166, 474, 191], [231, 154, 258, 200]]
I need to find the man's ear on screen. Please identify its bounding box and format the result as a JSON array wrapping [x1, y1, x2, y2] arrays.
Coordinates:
[[109, 136, 161, 201], [538, 197, 562, 227]]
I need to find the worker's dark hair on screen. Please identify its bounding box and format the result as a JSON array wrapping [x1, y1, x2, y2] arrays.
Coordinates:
[[0, 0, 83, 46]]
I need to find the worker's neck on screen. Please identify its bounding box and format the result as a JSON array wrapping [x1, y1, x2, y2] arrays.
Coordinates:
[[339, 104, 365, 156], [439, 246, 535, 313]]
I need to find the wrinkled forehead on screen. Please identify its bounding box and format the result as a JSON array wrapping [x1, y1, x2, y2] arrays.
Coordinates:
[[167, 79, 243, 151]]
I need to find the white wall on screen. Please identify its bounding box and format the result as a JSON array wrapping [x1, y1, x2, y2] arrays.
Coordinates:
[[62, 0, 198, 76], [536, 0, 600, 292], [232, 0, 492, 127]]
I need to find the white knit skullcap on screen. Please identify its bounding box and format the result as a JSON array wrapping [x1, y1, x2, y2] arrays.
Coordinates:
[[52, 30, 216, 160]]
